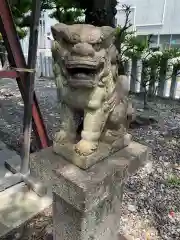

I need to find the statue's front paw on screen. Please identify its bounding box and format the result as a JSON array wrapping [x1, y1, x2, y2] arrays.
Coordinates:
[[74, 140, 98, 156]]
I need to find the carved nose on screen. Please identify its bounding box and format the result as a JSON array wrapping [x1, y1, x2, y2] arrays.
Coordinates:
[[72, 43, 95, 57]]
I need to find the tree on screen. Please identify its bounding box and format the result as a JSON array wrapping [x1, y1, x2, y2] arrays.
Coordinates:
[[49, 7, 84, 24], [0, 0, 53, 67], [46, 0, 118, 27], [115, 5, 133, 75], [83, 0, 117, 27], [0, 0, 32, 66], [41, 0, 85, 24]]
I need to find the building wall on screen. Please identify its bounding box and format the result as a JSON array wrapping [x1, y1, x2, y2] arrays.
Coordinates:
[[116, 0, 180, 35], [137, 34, 180, 50], [20, 2, 180, 56], [20, 10, 58, 56]]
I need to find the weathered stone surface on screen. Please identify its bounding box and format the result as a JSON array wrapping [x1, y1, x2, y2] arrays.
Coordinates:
[[53, 134, 132, 170], [30, 142, 149, 204], [53, 188, 122, 240], [28, 141, 150, 240], [51, 23, 135, 168], [29, 141, 150, 240], [0, 183, 52, 239], [0, 148, 18, 163], [0, 140, 20, 177], [53, 184, 123, 240], [118, 235, 133, 240], [0, 140, 7, 150]]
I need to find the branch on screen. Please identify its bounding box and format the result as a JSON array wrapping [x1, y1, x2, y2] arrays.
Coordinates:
[[120, 46, 135, 57], [117, 4, 132, 42], [121, 4, 131, 31]]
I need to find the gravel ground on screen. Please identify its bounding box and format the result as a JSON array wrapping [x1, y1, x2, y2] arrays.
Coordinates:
[[120, 98, 180, 240], [0, 78, 60, 152], [0, 78, 180, 240]]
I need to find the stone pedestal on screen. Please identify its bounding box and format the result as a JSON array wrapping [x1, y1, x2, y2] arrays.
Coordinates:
[[52, 141, 150, 240], [3, 141, 149, 240]]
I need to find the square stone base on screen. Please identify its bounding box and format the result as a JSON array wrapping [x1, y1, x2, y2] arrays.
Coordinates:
[[53, 133, 131, 170], [50, 141, 150, 240], [5, 141, 150, 240]]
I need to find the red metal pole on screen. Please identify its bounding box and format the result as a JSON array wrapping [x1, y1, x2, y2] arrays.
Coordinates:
[[0, 0, 50, 148], [0, 70, 18, 78]]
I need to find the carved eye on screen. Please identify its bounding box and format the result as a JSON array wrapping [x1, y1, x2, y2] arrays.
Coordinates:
[[93, 43, 101, 51], [60, 38, 73, 49], [71, 33, 80, 42]]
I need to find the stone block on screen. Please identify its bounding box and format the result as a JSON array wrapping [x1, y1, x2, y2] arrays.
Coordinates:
[[53, 193, 121, 240], [0, 140, 7, 150], [0, 183, 52, 239], [0, 148, 18, 163], [50, 141, 150, 240], [53, 133, 131, 170], [28, 141, 150, 240]]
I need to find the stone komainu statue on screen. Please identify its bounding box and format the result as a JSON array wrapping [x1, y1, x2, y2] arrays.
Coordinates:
[[51, 23, 134, 169]]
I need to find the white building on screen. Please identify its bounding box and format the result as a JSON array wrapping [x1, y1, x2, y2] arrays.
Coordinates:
[[116, 0, 180, 49], [20, 1, 180, 51], [21, 10, 58, 55]]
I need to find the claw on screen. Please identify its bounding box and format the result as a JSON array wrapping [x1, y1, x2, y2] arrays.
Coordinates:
[[74, 139, 97, 156]]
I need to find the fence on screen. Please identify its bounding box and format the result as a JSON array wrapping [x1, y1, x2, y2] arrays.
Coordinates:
[[27, 49, 54, 79]]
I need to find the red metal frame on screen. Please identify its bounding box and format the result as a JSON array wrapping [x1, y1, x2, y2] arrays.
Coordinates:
[[0, 0, 50, 148], [0, 70, 18, 78], [0, 0, 47, 196]]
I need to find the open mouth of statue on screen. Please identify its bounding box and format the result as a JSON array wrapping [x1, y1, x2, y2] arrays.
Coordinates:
[[65, 59, 104, 88], [66, 60, 103, 80], [67, 66, 97, 80]]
